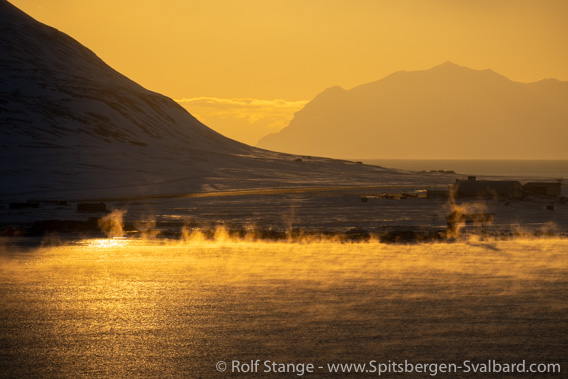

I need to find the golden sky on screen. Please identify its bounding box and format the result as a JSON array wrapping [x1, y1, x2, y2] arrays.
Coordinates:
[[11, 0, 568, 144], [175, 97, 307, 144]]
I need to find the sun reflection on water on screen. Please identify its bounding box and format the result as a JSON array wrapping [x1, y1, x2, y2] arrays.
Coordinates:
[[0, 237, 567, 377], [86, 237, 133, 249]]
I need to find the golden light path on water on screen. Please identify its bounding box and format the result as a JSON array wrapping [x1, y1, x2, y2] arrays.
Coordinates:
[[1, 237, 567, 377]]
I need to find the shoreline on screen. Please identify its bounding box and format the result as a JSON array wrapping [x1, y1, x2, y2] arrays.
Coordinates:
[[2, 224, 566, 245]]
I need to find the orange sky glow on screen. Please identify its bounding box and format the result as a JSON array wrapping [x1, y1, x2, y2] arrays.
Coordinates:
[[10, 0, 568, 145]]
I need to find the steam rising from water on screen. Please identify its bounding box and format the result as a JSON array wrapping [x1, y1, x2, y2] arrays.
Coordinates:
[[97, 209, 126, 238], [134, 217, 160, 240], [0, 236, 566, 377], [2, 237, 565, 284]]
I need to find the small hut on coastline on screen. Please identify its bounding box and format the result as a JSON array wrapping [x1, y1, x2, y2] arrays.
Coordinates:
[[523, 182, 561, 197], [453, 177, 523, 199]]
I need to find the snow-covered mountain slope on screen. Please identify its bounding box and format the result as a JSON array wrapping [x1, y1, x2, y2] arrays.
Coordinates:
[[0, 0, 248, 197], [1, 0, 445, 201], [257, 62, 568, 159]]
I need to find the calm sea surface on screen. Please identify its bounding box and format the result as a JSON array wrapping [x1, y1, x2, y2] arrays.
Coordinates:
[[1, 238, 567, 377], [362, 160, 568, 179]]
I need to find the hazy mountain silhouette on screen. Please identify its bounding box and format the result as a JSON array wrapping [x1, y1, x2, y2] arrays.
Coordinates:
[[257, 62, 568, 159], [1, 0, 424, 200]]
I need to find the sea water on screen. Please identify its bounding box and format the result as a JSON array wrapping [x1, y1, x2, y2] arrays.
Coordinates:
[[1, 238, 567, 377], [363, 159, 568, 179]]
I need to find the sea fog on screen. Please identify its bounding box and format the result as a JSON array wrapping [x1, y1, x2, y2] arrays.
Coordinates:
[[1, 237, 566, 377]]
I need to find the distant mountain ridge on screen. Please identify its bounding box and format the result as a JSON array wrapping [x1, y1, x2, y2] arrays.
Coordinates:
[[1, 0, 428, 201], [257, 62, 568, 159]]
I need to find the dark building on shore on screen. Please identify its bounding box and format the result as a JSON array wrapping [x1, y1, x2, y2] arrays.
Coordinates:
[[523, 182, 561, 197], [453, 177, 523, 199]]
